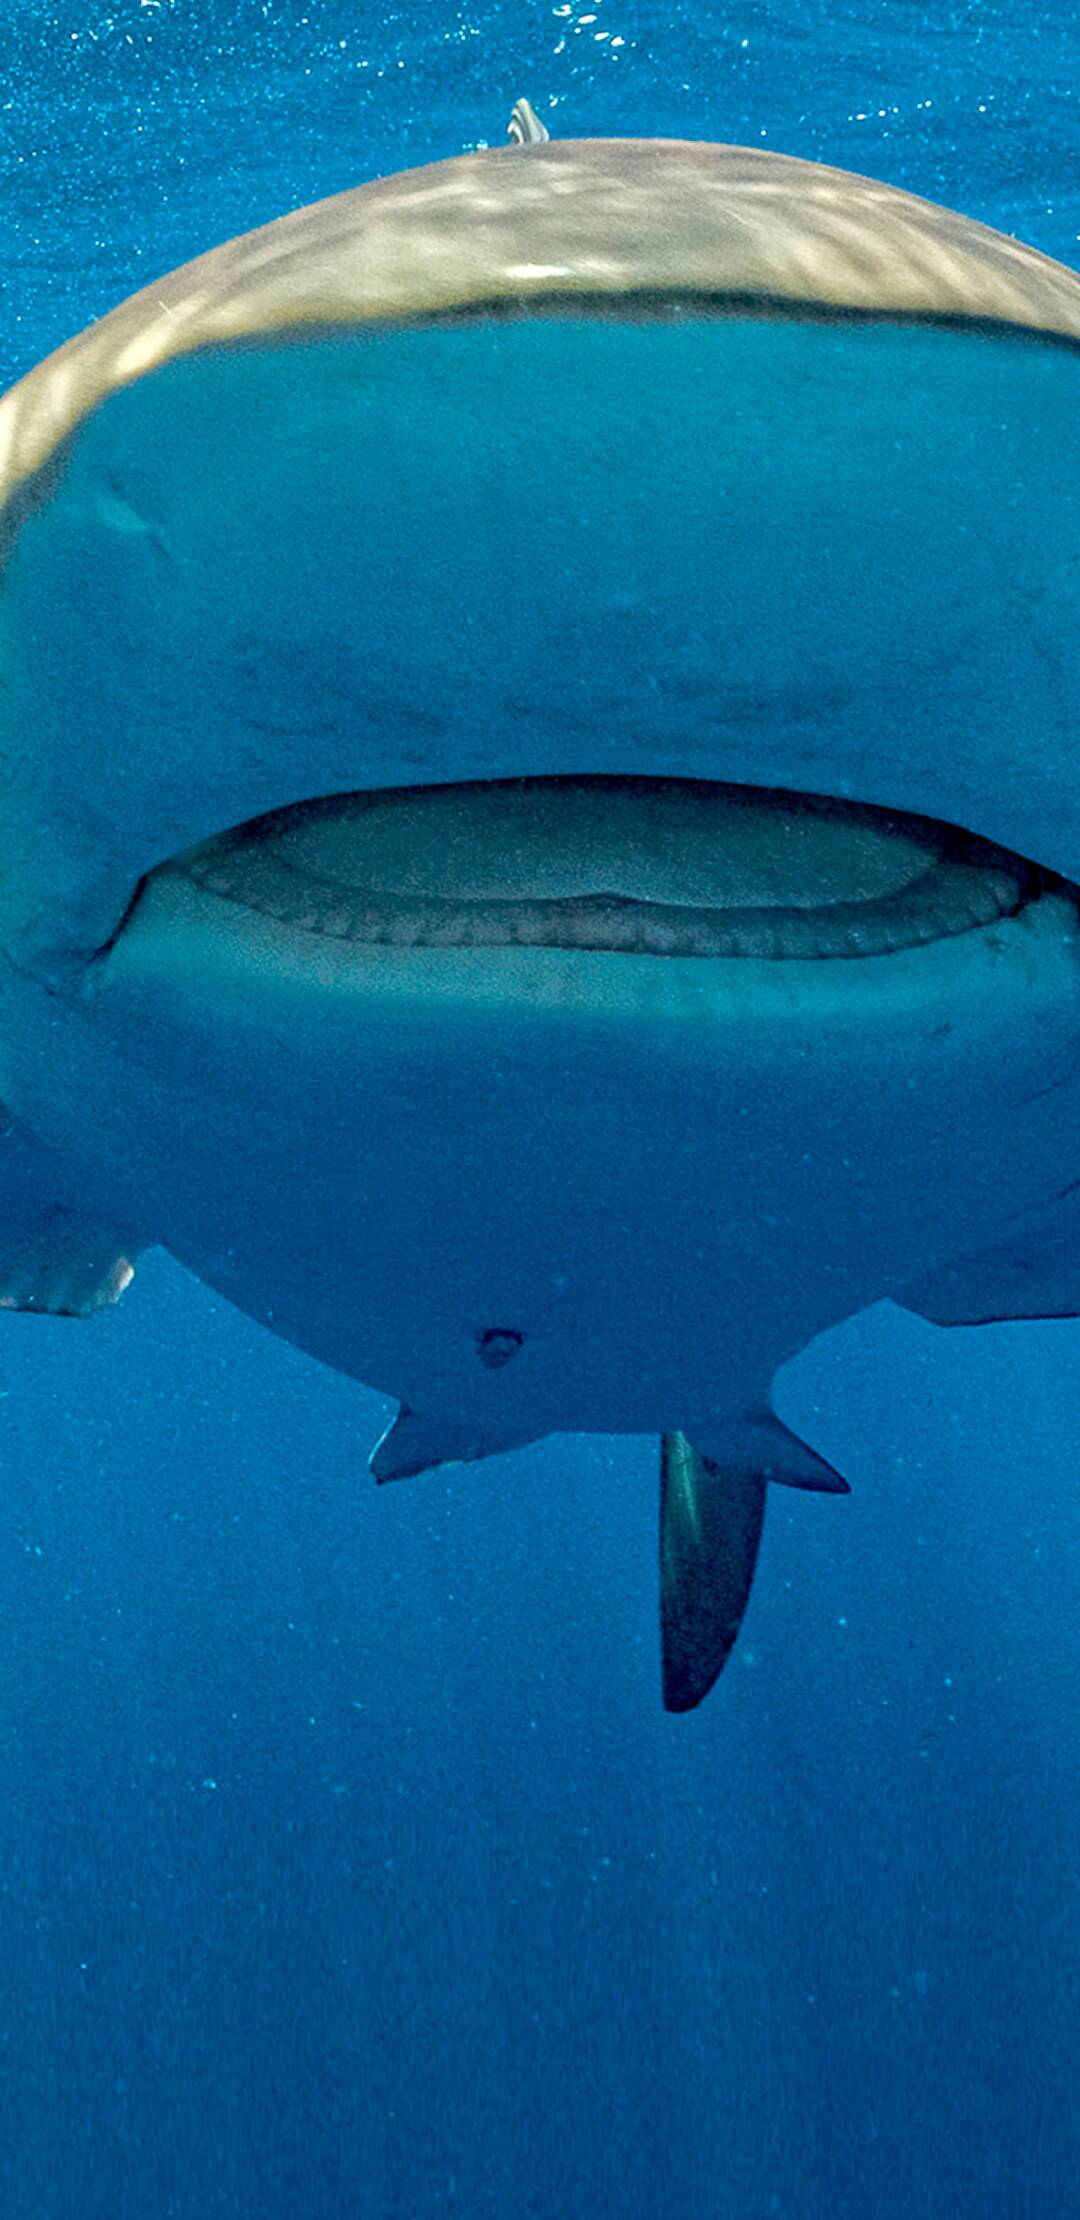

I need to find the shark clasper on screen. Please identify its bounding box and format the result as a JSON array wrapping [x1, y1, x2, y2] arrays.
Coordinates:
[[1, 106, 1079, 1708]]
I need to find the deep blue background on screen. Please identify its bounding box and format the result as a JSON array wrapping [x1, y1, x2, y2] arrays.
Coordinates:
[[2, 5, 1080, 2214]]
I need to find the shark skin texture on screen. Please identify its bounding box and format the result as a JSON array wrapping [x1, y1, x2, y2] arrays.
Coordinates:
[[0, 116, 1078, 1706]]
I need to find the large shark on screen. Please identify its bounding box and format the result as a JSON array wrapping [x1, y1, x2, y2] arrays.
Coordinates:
[[1, 104, 1078, 1708]]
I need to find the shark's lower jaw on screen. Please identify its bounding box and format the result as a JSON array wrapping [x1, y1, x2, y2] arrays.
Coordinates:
[[72, 759, 1075, 1452], [164, 774, 1039, 965]]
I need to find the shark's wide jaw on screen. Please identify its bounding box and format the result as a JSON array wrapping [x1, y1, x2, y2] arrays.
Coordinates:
[[166, 775, 1037, 964]]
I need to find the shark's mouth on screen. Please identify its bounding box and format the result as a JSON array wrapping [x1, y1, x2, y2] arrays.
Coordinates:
[[169, 775, 1038, 962]]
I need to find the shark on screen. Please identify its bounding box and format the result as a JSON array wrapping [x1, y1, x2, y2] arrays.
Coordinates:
[[0, 104, 1078, 1708]]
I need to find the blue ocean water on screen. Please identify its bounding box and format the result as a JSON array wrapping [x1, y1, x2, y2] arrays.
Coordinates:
[[2, 4, 1079, 2215]]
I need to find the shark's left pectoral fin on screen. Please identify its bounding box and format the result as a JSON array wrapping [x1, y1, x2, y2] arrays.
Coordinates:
[[0, 1210, 135, 1315], [660, 1433, 768, 1713], [899, 1185, 1080, 1327], [0, 1121, 136, 1316]]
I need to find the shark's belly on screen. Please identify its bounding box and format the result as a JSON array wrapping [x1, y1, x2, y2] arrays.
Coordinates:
[[6, 864, 1077, 1443]]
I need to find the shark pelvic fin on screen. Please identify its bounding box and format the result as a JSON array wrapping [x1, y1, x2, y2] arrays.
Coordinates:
[[0, 1122, 136, 1316], [660, 1433, 767, 1712], [369, 1404, 536, 1484]]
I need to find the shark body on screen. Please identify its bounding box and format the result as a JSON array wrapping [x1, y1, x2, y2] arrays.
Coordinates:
[[1, 125, 1079, 1705]]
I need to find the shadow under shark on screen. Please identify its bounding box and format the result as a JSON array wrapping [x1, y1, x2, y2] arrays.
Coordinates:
[[0, 104, 1078, 1708]]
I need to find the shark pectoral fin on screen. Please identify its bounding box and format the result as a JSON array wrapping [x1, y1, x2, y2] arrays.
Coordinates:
[[369, 1404, 538, 1484], [0, 1122, 136, 1316], [0, 1205, 136, 1316], [899, 1190, 1080, 1326], [659, 1433, 768, 1713]]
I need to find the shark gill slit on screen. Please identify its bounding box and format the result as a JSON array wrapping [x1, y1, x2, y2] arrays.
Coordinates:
[[159, 773, 1048, 964]]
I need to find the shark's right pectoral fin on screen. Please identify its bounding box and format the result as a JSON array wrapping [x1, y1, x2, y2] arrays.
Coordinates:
[[659, 1433, 768, 1713], [0, 1120, 136, 1316]]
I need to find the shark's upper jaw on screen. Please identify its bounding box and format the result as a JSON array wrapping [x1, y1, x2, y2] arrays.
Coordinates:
[[166, 774, 1038, 966], [1, 307, 1078, 981]]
